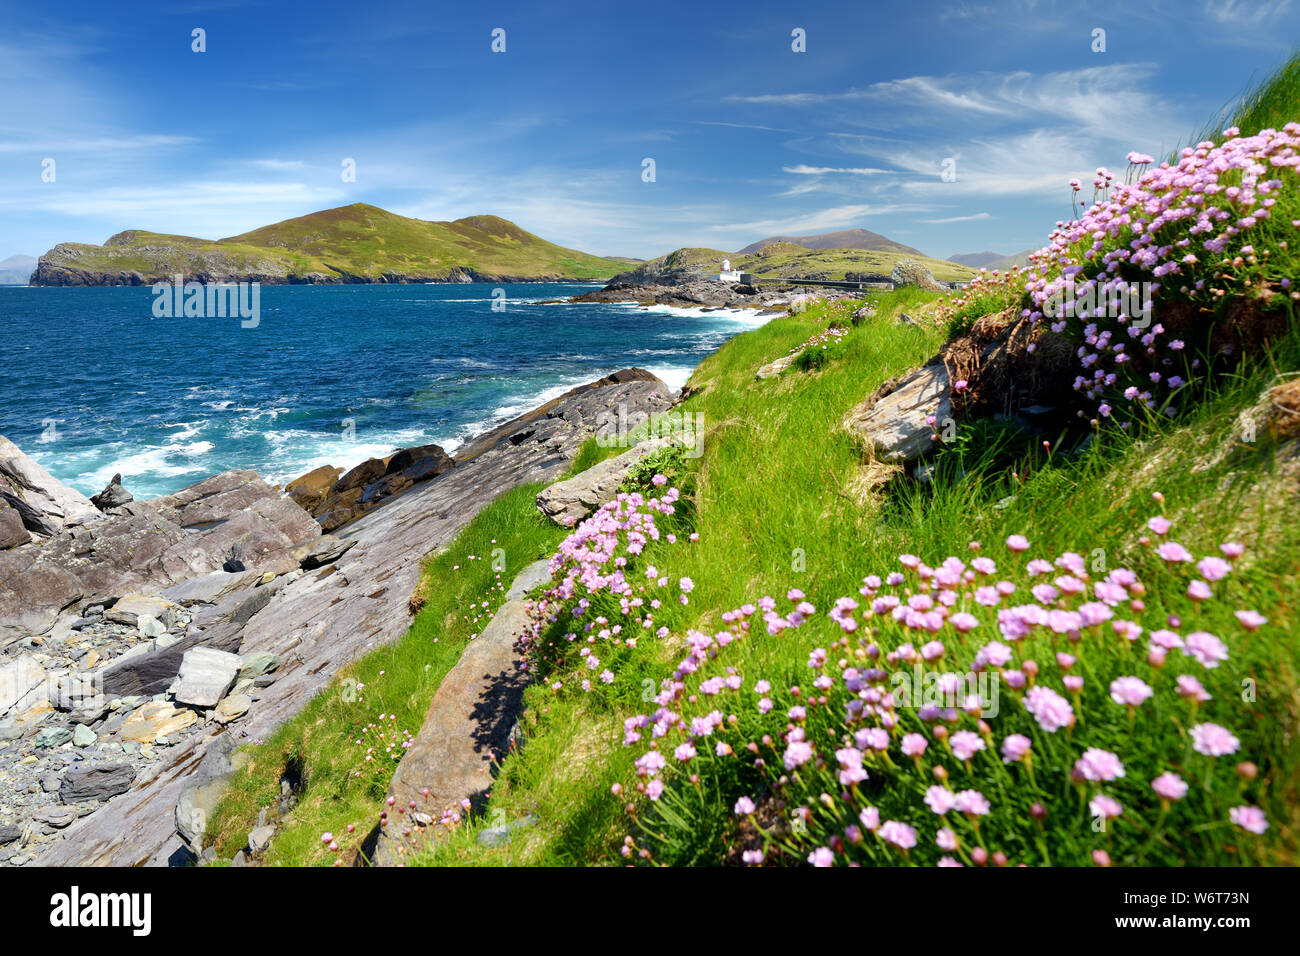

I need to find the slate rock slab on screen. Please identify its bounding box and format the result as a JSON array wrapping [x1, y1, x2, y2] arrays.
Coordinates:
[[60, 764, 135, 802], [173, 647, 240, 708]]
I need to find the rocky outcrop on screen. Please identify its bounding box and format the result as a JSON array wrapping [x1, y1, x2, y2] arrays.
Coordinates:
[[571, 275, 777, 309], [293, 444, 455, 532], [0, 436, 99, 543], [374, 559, 553, 865], [889, 258, 946, 293], [536, 437, 672, 525], [845, 361, 953, 463], [89, 474, 133, 513], [12, 369, 673, 867]]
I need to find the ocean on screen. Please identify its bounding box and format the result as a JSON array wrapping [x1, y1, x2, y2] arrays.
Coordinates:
[[0, 283, 768, 498]]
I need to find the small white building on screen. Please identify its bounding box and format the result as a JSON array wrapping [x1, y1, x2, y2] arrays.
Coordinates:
[[717, 258, 742, 283]]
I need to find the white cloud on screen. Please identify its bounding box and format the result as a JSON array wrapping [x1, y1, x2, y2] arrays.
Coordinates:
[[924, 212, 993, 223], [782, 164, 890, 175]]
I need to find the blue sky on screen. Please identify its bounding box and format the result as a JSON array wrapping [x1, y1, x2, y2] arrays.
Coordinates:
[[1, 0, 1297, 262]]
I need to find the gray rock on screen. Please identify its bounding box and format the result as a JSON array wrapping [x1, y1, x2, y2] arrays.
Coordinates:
[[60, 763, 135, 802], [172, 647, 240, 708], [293, 535, 356, 570], [137, 615, 167, 638], [0, 823, 21, 845], [535, 437, 672, 525], [247, 825, 276, 854], [35, 727, 72, 749], [0, 657, 46, 718], [844, 361, 953, 463], [213, 694, 250, 724], [230, 850, 248, 867], [33, 806, 77, 828], [105, 595, 177, 628], [90, 474, 134, 513], [237, 651, 281, 681], [72, 724, 97, 747]]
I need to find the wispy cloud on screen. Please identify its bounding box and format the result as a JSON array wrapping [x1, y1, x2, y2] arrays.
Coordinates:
[[782, 164, 891, 175], [924, 212, 992, 223]]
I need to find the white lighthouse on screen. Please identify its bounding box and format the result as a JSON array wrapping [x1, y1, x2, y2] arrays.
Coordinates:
[[717, 258, 741, 283]]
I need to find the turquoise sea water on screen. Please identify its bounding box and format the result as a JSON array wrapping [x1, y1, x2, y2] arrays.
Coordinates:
[[0, 283, 767, 497]]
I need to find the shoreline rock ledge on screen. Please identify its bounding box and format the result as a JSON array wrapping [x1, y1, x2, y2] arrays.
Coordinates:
[[0, 368, 673, 867]]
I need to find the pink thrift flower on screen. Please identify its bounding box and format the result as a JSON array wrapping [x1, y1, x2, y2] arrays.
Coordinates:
[[1191, 722, 1240, 756], [954, 789, 990, 816], [1109, 676, 1154, 707], [1183, 631, 1229, 668], [1024, 685, 1074, 732], [878, 820, 917, 849], [1089, 794, 1123, 820], [1235, 609, 1267, 631], [1176, 674, 1212, 702], [1001, 733, 1032, 763], [1229, 805, 1268, 834], [1152, 772, 1188, 801], [1074, 747, 1125, 782], [925, 785, 956, 815]]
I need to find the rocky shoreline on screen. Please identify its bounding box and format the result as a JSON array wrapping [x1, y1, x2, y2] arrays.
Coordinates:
[[0, 369, 674, 866]]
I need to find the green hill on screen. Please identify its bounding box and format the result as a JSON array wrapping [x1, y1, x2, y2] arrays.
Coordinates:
[[32, 204, 626, 285], [617, 243, 976, 284]]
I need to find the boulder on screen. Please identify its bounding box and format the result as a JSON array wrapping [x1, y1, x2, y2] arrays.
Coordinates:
[[118, 700, 198, 742], [0, 657, 47, 717], [60, 764, 135, 802], [237, 651, 281, 680], [247, 824, 276, 854], [0, 434, 100, 531], [105, 594, 177, 627], [331, 457, 388, 496], [172, 647, 240, 708], [844, 362, 953, 463], [0, 502, 29, 549], [284, 465, 342, 514], [161, 569, 261, 606], [756, 354, 796, 380], [889, 258, 945, 293], [535, 438, 671, 525], [213, 693, 250, 724], [90, 473, 134, 512]]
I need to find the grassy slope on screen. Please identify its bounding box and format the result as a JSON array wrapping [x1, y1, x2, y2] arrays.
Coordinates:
[[223, 53, 1299, 867], [43, 204, 623, 281], [408, 288, 1300, 867]]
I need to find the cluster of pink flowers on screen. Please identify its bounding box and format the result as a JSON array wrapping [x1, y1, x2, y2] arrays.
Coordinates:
[[517, 484, 697, 690], [610, 501, 1270, 866], [787, 324, 849, 357], [1024, 124, 1300, 424]]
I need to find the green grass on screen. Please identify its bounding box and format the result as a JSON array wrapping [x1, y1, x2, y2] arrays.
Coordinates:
[[206, 482, 568, 865], [226, 47, 1300, 869], [404, 286, 1300, 867]]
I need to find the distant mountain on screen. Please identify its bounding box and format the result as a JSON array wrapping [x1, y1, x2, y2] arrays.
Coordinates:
[[0, 255, 36, 284], [32, 204, 625, 286], [737, 228, 925, 258], [948, 249, 1035, 270], [613, 243, 976, 286]]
